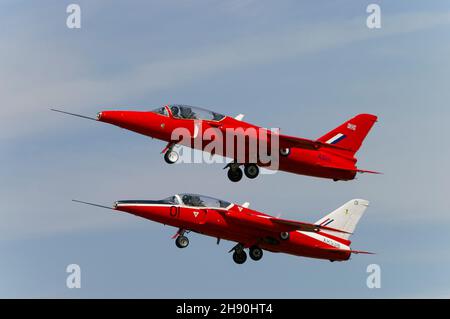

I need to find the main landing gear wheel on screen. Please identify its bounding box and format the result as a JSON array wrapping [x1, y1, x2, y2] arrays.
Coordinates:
[[249, 246, 263, 261], [232, 250, 247, 264], [244, 164, 259, 179], [227, 167, 243, 183], [175, 235, 189, 248], [280, 232, 290, 241], [164, 150, 179, 164]]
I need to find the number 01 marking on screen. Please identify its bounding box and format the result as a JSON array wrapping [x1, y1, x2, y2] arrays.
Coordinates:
[[170, 206, 180, 218]]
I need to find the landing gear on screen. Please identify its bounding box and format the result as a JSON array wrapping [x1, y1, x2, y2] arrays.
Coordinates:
[[244, 164, 259, 179], [280, 232, 290, 241], [227, 165, 243, 182], [175, 235, 189, 248], [164, 150, 179, 164], [232, 250, 247, 264], [229, 244, 264, 264], [226, 163, 260, 182], [249, 246, 263, 261]]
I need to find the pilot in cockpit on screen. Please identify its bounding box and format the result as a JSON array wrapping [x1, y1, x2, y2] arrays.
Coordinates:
[[180, 106, 196, 119], [182, 194, 205, 207]]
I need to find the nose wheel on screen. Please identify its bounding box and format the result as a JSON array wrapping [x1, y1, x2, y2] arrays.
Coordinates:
[[175, 235, 189, 248], [164, 149, 179, 164]]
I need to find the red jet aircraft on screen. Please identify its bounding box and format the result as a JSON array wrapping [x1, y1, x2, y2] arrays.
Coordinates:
[[52, 105, 378, 182], [74, 194, 372, 264]]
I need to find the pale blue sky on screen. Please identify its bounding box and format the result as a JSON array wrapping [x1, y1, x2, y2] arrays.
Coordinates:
[[1, 1, 450, 298]]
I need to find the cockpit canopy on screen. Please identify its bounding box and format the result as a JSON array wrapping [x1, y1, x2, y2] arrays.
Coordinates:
[[163, 193, 231, 208], [161, 104, 225, 121], [152, 106, 169, 116]]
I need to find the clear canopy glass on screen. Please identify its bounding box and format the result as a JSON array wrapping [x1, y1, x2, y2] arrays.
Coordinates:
[[178, 193, 231, 208], [151, 106, 169, 116], [162, 196, 180, 205], [168, 105, 225, 121]]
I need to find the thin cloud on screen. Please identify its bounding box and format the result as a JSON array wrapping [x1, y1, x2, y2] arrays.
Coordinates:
[[1, 11, 449, 140]]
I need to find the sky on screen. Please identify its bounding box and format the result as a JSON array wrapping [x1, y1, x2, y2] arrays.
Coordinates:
[[1, 0, 450, 298]]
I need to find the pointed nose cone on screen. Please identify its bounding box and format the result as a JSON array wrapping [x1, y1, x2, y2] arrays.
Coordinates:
[[113, 200, 130, 213], [96, 110, 161, 138], [112, 200, 168, 222], [96, 110, 128, 126]]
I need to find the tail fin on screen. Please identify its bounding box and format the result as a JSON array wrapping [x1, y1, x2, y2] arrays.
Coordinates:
[[317, 114, 377, 154], [315, 199, 369, 240]]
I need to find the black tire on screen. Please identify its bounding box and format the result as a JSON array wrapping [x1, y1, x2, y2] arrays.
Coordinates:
[[249, 246, 263, 261], [280, 232, 290, 241], [227, 167, 243, 182], [244, 164, 259, 179], [232, 251, 247, 264], [164, 150, 179, 164], [175, 235, 189, 248]]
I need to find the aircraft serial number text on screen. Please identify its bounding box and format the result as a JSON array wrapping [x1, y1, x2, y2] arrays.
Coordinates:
[[176, 303, 273, 317], [220, 303, 273, 314]]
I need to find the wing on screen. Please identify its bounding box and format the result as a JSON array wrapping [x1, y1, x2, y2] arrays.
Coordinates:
[[277, 133, 349, 152], [269, 216, 351, 235], [278, 134, 319, 150]]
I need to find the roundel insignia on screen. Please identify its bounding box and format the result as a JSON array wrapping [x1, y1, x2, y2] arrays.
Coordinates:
[[354, 200, 359, 205]]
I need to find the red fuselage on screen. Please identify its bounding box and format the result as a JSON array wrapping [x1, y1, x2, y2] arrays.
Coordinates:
[[97, 107, 360, 181], [114, 199, 352, 262]]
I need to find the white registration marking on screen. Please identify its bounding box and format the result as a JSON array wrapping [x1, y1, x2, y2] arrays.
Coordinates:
[[298, 231, 350, 250]]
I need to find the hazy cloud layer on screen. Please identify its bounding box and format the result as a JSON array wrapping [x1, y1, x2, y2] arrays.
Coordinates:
[[2, 1, 450, 298]]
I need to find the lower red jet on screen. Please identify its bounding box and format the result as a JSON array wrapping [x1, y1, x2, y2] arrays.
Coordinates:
[[51, 105, 379, 182], [74, 194, 373, 264]]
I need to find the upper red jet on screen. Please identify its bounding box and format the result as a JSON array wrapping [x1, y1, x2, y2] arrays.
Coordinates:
[[52, 105, 378, 182]]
